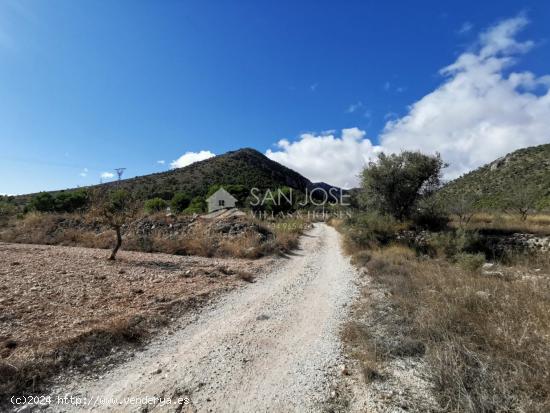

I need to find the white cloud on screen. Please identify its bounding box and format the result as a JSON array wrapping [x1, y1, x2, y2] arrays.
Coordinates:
[[157, 160, 165, 165], [170, 150, 215, 169], [266, 128, 381, 188], [347, 101, 363, 113], [458, 21, 473, 34], [266, 16, 550, 186], [380, 14, 550, 179], [101, 172, 115, 179], [79, 168, 88, 177]]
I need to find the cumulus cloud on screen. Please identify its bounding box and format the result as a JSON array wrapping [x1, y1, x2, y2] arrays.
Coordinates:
[[101, 172, 115, 179], [380, 14, 550, 179], [157, 160, 165, 165], [170, 150, 215, 169], [79, 168, 88, 177], [268, 15, 550, 186], [266, 128, 381, 188]]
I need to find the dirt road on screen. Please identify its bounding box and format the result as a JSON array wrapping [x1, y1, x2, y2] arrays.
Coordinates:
[[47, 224, 358, 412]]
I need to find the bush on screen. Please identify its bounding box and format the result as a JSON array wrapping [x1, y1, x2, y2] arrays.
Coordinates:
[[29, 193, 56, 212], [144, 198, 168, 213], [54, 190, 88, 212], [412, 204, 449, 231], [29, 191, 88, 213], [184, 197, 206, 214], [170, 192, 191, 213], [428, 229, 482, 258], [455, 252, 485, 273], [0, 201, 17, 222], [345, 212, 401, 249]]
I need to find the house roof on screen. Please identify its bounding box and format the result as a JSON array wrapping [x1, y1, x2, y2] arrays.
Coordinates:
[[206, 187, 238, 202]]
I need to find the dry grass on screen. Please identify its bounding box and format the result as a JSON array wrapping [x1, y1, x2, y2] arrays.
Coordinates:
[[0, 212, 303, 259], [335, 209, 550, 413], [347, 243, 550, 412], [451, 212, 550, 235]]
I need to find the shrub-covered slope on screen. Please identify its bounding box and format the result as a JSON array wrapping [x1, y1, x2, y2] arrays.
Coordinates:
[[7, 148, 343, 206], [439, 144, 550, 210]]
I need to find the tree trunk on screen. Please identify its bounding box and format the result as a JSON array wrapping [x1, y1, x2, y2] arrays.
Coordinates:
[[108, 225, 122, 260]]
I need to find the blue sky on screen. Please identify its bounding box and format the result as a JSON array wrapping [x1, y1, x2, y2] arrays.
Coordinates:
[[1, 0, 550, 193]]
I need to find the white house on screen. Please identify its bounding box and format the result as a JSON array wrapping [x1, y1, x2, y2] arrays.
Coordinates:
[[206, 187, 237, 213]]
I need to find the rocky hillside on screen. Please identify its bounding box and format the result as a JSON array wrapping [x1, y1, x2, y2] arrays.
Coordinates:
[[10, 148, 341, 205], [438, 144, 550, 210], [108, 148, 314, 200]]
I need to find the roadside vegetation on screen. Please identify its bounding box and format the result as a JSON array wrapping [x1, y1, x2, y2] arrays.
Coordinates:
[[0, 184, 308, 260], [336, 150, 550, 412]]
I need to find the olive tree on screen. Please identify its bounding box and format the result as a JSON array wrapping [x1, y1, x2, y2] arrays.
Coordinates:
[[91, 189, 138, 260], [361, 151, 446, 220], [506, 187, 538, 221], [448, 193, 480, 229]]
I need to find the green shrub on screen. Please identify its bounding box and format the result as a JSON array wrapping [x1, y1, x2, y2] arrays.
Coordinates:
[[29, 193, 56, 212], [428, 229, 482, 258], [184, 197, 206, 214], [28, 191, 88, 213], [0, 201, 17, 224], [455, 253, 485, 273], [345, 212, 401, 247], [170, 192, 191, 213], [54, 190, 88, 212], [412, 204, 449, 231], [144, 198, 168, 213]]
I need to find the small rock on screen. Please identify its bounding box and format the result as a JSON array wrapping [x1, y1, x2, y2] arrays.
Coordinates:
[[180, 270, 192, 278], [152, 368, 162, 374], [339, 364, 350, 376], [475, 291, 491, 299]]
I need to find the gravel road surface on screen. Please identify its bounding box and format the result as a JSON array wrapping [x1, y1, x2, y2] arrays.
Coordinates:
[[47, 223, 358, 413]]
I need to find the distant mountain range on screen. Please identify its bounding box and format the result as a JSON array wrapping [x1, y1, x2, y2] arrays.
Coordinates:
[[12, 148, 342, 204], [438, 143, 550, 210], [9, 144, 550, 212]]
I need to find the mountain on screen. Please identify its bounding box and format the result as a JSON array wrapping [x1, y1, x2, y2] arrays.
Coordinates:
[[99, 148, 319, 200], [4, 148, 343, 207], [438, 144, 550, 210]]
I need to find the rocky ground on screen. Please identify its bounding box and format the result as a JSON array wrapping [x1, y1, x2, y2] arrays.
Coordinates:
[[0, 242, 272, 408]]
